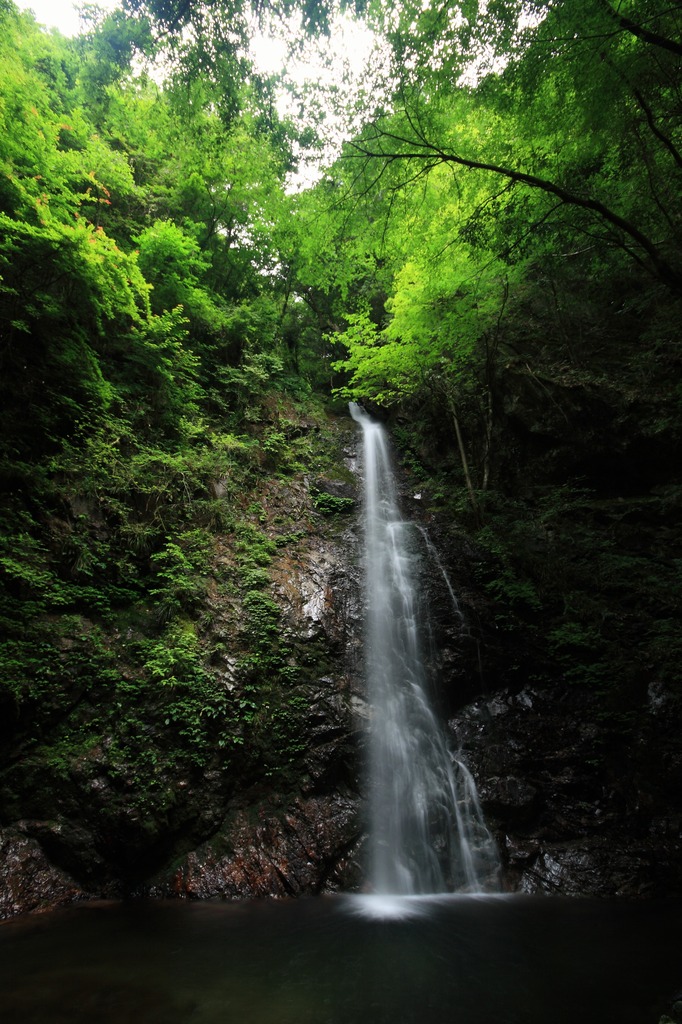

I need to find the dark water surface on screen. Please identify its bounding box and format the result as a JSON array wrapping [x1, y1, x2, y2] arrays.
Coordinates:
[[0, 894, 679, 1023]]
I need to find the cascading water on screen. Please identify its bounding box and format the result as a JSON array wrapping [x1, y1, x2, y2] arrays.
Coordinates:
[[350, 402, 499, 896]]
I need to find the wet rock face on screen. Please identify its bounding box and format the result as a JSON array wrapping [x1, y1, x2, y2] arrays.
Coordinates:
[[0, 419, 365, 919], [481, 775, 541, 825], [146, 794, 363, 900], [138, 444, 367, 905], [0, 829, 85, 918], [450, 686, 682, 898]]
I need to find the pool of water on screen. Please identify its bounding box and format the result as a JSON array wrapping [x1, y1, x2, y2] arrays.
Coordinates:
[[0, 894, 679, 1023]]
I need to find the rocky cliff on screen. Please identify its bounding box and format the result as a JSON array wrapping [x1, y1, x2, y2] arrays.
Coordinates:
[[0, 410, 366, 918], [2, 374, 681, 919], [392, 352, 682, 899]]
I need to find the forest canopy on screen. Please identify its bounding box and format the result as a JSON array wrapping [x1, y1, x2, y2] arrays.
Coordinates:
[[2, 0, 680, 490]]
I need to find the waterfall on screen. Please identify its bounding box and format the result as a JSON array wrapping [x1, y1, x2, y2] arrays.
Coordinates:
[[350, 403, 499, 896]]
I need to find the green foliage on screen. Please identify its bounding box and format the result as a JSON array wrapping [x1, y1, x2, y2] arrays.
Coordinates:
[[472, 516, 543, 639], [149, 529, 212, 623], [311, 490, 355, 515], [140, 623, 232, 763], [1, 0, 680, 854], [136, 219, 212, 315], [234, 523, 278, 569], [300, 0, 682, 435], [242, 590, 281, 646]]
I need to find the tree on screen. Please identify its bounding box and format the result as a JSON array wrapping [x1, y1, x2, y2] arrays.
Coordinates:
[[123, 0, 367, 38], [0, 11, 153, 460], [344, 0, 682, 293], [289, 0, 681, 519]]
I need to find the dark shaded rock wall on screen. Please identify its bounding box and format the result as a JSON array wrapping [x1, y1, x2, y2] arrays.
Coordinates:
[[140, 471, 367, 901], [451, 685, 682, 897], [0, 415, 366, 918], [0, 828, 85, 919], [390, 354, 682, 899]]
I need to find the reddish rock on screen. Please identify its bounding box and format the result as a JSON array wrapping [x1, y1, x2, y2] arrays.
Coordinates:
[[147, 794, 362, 900], [0, 828, 85, 920]]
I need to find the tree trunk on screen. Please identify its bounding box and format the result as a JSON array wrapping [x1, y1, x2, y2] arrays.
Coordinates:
[[447, 395, 483, 526]]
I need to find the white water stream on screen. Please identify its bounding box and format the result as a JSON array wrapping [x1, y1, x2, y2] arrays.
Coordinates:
[[350, 403, 499, 895]]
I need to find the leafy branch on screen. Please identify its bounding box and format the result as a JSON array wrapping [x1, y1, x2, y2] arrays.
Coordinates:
[[346, 121, 682, 293]]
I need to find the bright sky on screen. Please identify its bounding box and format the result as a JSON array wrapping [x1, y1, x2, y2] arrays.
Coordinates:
[[16, 0, 120, 35], [14, 0, 379, 185], [13, 0, 373, 78]]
